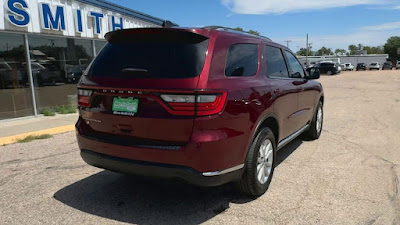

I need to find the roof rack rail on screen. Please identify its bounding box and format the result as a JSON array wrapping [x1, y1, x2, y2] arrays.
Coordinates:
[[162, 20, 179, 28], [202, 26, 272, 42]]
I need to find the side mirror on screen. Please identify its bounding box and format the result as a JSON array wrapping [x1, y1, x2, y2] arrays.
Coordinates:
[[230, 67, 244, 76], [306, 67, 320, 80]]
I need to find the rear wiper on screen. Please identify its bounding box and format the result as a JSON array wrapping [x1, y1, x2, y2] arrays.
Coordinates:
[[122, 68, 148, 74]]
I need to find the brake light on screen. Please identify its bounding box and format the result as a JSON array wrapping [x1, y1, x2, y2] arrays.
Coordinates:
[[78, 89, 93, 107], [160, 91, 227, 116]]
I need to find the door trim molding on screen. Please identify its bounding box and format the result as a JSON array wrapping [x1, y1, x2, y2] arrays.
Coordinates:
[[277, 124, 309, 150]]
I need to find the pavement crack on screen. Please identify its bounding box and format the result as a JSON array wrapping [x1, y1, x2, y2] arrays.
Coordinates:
[[0, 150, 76, 166], [322, 129, 400, 224], [0, 172, 22, 188], [323, 129, 396, 166], [388, 165, 400, 225], [45, 165, 87, 170]]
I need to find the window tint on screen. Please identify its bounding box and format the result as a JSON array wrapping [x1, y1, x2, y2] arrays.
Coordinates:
[[264, 46, 289, 78], [284, 51, 305, 78], [225, 44, 258, 77], [88, 39, 209, 79]]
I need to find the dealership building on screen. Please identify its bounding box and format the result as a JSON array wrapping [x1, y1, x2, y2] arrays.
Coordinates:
[[297, 55, 390, 67], [0, 0, 171, 120]]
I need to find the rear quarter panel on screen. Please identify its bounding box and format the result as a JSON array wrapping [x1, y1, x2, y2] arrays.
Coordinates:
[[192, 32, 275, 168]]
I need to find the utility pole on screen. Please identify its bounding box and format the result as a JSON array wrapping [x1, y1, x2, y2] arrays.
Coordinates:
[[284, 40, 292, 49], [306, 34, 309, 67]]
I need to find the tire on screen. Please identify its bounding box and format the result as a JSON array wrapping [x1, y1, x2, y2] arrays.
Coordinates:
[[238, 127, 276, 197], [327, 70, 333, 75], [303, 101, 323, 140]]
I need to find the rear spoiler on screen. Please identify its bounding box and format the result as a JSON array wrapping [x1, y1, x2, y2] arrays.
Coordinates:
[[105, 28, 208, 44]]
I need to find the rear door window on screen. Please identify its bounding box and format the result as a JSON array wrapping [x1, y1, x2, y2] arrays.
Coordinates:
[[88, 34, 209, 79], [225, 44, 258, 77], [264, 45, 289, 78], [284, 51, 305, 78]]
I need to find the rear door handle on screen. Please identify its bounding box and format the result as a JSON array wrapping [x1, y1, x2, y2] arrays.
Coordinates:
[[292, 80, 307, 86]]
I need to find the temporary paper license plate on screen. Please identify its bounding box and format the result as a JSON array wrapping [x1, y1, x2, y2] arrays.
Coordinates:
[[112, 97, 138, 116]]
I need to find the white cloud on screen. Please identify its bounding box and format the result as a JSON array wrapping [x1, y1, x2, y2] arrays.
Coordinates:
[[221, 0, 389, 14], [360, 21, 400, 31]]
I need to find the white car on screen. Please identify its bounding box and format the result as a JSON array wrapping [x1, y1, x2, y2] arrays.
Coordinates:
[[336, 63, 342, 72], [343, 63, 355, 71], [396, 62, 400, 70], [368, 62, 380, 70]]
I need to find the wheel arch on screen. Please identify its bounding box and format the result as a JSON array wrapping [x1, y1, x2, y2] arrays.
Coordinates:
[[249, 114, 280, 151], [240, 113, 280, 170]]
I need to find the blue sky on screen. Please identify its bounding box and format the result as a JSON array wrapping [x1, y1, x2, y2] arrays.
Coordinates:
[[108, 0, 400, 52]]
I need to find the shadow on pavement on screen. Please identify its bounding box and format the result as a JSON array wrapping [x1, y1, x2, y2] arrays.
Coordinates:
[[276, 137, 304, 166], [54, 139, 303, 225]]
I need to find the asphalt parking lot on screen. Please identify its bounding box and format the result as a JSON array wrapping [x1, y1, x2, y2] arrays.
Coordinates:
[[1, 70, 400, 225]]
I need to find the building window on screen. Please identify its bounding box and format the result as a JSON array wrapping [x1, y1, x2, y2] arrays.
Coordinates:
[[95, 40, 107, 55], [0, 33, 34, 120], [27, 35, 94, 113]]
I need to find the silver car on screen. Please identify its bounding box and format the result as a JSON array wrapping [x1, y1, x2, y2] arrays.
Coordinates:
[[368, 62, 380, 70]]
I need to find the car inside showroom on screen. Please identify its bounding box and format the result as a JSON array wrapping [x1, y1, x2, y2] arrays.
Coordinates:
[[0, 0, 170, 120]]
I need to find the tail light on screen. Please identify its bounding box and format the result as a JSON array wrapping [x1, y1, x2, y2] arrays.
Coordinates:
[[160, 91, 227, 116], [78, 89, 93, 107]]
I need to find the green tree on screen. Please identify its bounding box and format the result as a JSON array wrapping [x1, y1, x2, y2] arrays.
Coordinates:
[[348, 44, 358, 55], [316, 47, 333, 56], [233, 27, 244, 32], [384, 36, 400, 59], [232, 27, 260, 36], [248, 30, 260, 36], [363, 46, 384, 54], [335, 49, 346, 55], [296, 48, 314, 56]]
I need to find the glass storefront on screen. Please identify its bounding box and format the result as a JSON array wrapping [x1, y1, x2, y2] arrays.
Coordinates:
[[0, 34, 151, 120], [95, 40, 107, 55], [0, 0, 166, 121], [27, 35, 94, 113], [0, 33, 34, 119]]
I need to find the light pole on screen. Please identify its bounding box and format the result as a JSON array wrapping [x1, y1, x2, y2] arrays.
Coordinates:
[[284, 40, 292, 49]]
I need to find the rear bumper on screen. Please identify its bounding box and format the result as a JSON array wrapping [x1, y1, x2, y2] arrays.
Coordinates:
[[80, 149, 243, 187]]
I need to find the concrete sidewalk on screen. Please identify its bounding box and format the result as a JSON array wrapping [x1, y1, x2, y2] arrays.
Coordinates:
[[0, 114, 78, 145]]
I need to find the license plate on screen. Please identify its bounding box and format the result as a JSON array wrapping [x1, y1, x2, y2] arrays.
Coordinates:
[[112, 97, 139, 116]]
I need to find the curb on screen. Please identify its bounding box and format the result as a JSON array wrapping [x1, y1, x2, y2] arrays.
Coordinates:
[[0, 125, 76, 145]]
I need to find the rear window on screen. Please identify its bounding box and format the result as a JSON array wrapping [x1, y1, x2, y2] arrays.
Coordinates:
[[88, 32, 209, 79], [225, 44, 258, 77]]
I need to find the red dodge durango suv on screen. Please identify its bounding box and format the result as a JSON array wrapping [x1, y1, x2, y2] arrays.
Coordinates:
[[76, 26, 324, 196]]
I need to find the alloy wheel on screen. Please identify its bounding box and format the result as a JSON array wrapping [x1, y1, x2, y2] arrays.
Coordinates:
[[316, 106, 323, 134], [256, 139, 274, 184]]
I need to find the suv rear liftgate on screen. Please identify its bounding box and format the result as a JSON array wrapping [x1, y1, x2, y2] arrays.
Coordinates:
[[76, 28, 227, 151]]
